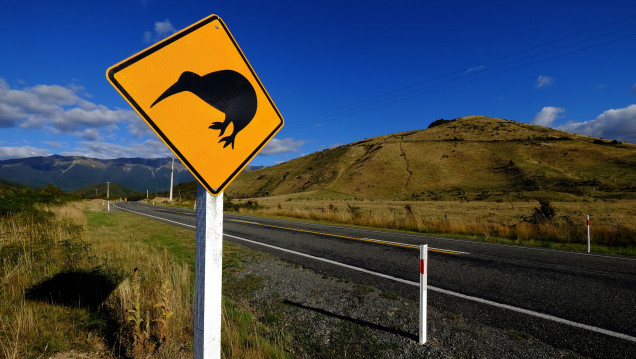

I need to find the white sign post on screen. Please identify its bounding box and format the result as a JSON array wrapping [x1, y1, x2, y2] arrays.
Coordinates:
[[107, 15, 283, 359], [194, 183, 224, 358]]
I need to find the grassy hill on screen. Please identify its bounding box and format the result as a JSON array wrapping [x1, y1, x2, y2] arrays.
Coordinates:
[[227, 116, 636, 201]]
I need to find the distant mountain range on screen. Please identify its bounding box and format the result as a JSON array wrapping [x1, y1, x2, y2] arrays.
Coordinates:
[[226, 116, 636, 201], [0, 156, 191, 192], [0, 155, 194, 192], [0, 155, 265, 193]]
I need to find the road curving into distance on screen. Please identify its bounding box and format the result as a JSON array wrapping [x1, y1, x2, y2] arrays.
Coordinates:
[[113, 201, 636, 358]]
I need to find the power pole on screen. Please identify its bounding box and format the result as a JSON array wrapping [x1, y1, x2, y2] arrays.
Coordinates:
[[106, 182, 110, 200], [169, 157, 174, 201]]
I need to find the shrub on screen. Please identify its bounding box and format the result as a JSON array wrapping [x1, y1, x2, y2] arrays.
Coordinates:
[[527, 200, 556, 224], [427, 118, 454, 128], [346, 203, 362, 219]]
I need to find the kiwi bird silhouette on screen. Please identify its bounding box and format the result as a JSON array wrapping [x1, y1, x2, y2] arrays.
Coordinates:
[[150, 70, 257, 149]]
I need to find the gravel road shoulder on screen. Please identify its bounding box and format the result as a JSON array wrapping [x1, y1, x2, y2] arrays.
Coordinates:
[[223, 243, 585, 359]]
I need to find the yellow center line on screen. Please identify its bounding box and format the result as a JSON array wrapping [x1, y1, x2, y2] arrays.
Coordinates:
[[136, 205, 462, 255], [154, 207, 196, 215], [227, 218, 463, 255]]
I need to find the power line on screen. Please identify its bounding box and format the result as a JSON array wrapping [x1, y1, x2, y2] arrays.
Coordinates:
[[289, 31, 636, 133], [283, 14, 636, 133]]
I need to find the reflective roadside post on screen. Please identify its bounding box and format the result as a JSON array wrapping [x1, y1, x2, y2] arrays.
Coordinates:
[[419, 244, 428, 344], [587, 215, 591, 253]]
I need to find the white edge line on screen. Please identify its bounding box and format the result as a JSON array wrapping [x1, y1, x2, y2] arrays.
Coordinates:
[[115, 206, 636, 343], [112, 203, 195, 228], [427, 286, 636, 343], [226, 232, 635, 343], [224, 233, 417, 286]]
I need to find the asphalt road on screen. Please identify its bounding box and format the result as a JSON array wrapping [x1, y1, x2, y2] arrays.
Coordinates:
[[113, 201, 636, 358]]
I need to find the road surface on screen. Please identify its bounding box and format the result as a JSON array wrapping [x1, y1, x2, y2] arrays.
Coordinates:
[[113, 201, 636, 358]]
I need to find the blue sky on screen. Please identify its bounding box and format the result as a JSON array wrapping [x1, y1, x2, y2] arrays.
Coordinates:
[[1, 0, 635, 166]]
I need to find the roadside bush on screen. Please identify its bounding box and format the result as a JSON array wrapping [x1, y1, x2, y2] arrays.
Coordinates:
[[346, 203, 362, 219], [526, 199, 556, 224], [224, 197, 264, 212], [0, 184, 79, 217]]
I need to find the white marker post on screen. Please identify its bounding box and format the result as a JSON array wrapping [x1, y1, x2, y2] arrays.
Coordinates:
[[419, 244, 428, 345], [194, 183, 223, 359], [587, 215, 591, 253]]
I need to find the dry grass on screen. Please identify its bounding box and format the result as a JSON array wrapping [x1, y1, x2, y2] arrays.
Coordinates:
[[227, 116, 636, 201], [234, 196, 636, 253], [221, 298, 287, 359], [0, 203, 95, 358], [84, 205, 194, 356], [0, 200, 289, 358]]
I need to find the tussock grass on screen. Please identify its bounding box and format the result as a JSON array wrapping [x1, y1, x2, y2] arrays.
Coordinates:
[[0, 203, 97, 358], [0, 200, 290, 358], [221, 298, 287, 359], [234, 196, 636, 254]]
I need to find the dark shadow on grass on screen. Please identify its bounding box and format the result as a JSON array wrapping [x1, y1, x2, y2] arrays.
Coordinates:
[[26, 268, 126, 357], [26, 268, 119, 310], [283, 299, 417, 341]]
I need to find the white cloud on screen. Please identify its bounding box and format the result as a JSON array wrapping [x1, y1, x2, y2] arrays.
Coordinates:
[[127, 118, 154, 138], [73, 128, 102, 141], [532, 106, 565, 127], [0, 146, 50, 160], [62, 139, 171, 159], [260, 138, 304, 155], [558, 104, 636, 143], [143, 19, 177, 43], [0, 78, 137, 137], [536, 75, 553, 88], [466, 65, 486, 73]]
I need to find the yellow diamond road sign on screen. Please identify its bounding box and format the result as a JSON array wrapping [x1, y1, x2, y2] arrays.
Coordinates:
[[107, 14, 283, 195]]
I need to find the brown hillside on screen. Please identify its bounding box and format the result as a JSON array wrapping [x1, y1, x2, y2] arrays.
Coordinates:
[[227, 116, 636, 201]]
